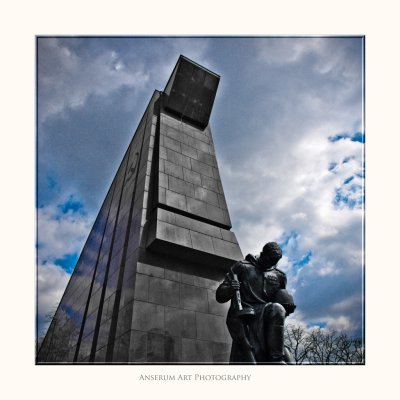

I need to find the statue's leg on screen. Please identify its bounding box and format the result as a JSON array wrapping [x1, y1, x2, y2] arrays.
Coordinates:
[[227, 315, 256, 364], [264, 303, 286, 364]]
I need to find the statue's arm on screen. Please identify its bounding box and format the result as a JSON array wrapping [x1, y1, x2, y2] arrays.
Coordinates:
[[216, 263, 242, 303], [216, 278, 234, 303]]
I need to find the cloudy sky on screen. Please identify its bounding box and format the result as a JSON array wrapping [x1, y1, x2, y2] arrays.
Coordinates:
[[37, 37, 364, 339]]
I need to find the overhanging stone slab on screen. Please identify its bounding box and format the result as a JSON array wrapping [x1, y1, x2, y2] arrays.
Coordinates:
[[146, 207, 242, 271]]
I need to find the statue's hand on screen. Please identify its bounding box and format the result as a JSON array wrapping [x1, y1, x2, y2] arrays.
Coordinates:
[[230, 279, 240, 292]]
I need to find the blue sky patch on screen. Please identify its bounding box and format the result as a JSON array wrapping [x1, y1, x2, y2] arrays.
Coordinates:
[[308, 321, 327, 329], [46, 175, 58, 189], [329, 131, 364, 143], [278, 232, 312, 271], [334, 187, 364, 209], [58, 195, 85, 214], [278, 231, 299, 250], [342, 156, 354, 164], [54, 253, 78, 273], [351, 132, 364, 143], [292, 250, 312, 270], [328, 162, 337, 172]]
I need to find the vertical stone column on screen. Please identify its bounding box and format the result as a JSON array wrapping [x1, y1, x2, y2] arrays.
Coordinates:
[[120, 56, 243, 363]]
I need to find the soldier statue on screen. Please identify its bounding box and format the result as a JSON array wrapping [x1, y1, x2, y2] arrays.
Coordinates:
[[216, 242, 296, 364]]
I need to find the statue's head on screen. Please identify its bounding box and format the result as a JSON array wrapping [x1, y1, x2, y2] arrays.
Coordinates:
[[259, 242, 282, 268]]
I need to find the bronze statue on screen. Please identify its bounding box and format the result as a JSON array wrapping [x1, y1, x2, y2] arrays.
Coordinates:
[[216, 242, 296, 364]]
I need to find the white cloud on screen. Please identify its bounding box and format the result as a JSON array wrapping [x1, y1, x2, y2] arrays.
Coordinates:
[[37, 262, 70, 336], [220, 38, 364, 335], [324, 315, 354, 332], [38, 38, 150, 124], [257, 37, 326, 65], [37, 202, 92, 264], [257, 37, 362, 81], [37, 197, 93, 337]]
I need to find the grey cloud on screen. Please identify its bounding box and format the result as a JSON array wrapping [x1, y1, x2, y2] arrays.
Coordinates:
[[38, 38, 150, 124], [215, 38, 364, 335], [37, 262, 70, 336]]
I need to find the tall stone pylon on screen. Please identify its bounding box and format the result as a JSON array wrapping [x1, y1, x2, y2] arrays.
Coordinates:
[[37, 55, 243, 363]]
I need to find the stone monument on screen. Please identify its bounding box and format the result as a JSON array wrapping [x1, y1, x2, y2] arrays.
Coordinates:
[[37, 55, 243, 363]]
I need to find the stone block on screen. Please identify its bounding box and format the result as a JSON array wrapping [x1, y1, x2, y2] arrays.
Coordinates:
[[186, 197, 207, 218], [188, 128, 210, 144], [183, 167, 202, 186], [212, 167, 221, 180], [104, 292, 116, 320], [205, 203, 225, 223], [96, 318, 111, 351], [131, 301, 164, 333], [94, 345, 107, 362], [121, 274, 135, 306], [148, 276, 180, 307], [147, 332, 165, 362], [181, 338, 213, 362], [159, 158, 165, 173], [163, 135, 181, 153], [114, 330, 130, 362], [181, 143, 198, 159], [194, 186, 219, 206], [165, 307, 196, 338], [190, 158, 214, 178], [166, 148, 191, 169], [158, 187, 166, 203], [129, 330, 147, 362], [197, 151, 216, 167], [137, 262, 165, 278], [134, 273, 149, 301], [207, 289, 229, 315], [193, 276, 219, 290], [159, 172, 168, 188], [174, 213, 222, 239], [164, 159, 183, 180], [220, 229, 238, 244], [165, 189, 187, 211], [212, 342, 231, 363], [168, 175, 195, 197], [159, 145, 167, 160], [196, 312, 227, 343], [157, 208, 176, 225], [157, 220, 192, 248], [166, 130, 185, 146], [186, 135, 210, 154], [164, 335, 181, 362], [165, 268, 181, 282], [115, 301, 134, 339], [190, 230, 214, 253], [217, 193, 228, 210], [212, 237, 243, 260], [180, 284, 208, 312], [181, 273, 194, 285]]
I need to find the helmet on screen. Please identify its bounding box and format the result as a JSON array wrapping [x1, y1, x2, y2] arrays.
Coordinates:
[[273, 289, 296, 315]]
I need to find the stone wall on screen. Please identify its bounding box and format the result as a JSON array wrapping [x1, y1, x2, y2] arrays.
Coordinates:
[[126, 262, 231, 363]]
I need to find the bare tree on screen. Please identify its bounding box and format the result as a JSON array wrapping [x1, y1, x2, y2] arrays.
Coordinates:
[[284, 324, 365, 364], [285, 324, 313, 364], [37, 305, 58, 352]]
